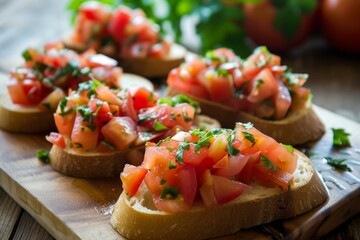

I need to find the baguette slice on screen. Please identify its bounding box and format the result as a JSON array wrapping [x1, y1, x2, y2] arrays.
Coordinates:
[[64, 36, 186, 78], [111, 150, 328, 240], [49, 115, 220, 178], [166, 86, 325, 145], [0, 73, 153, 134]]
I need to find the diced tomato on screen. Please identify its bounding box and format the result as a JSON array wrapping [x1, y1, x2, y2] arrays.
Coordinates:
[[88, 98, 113, 125], [46, 132, 66, 148], [252, 164, 293, 190], [152, 194, 191, 213], [121, 164, 148, 196], [167, 68, 210, 100], [237, 151, 261, 184], [54, 111, 76, 137], [101, 117, 137, 151], [131, 87, 158, 111], [214, 154, 249, 177], [247, 68, 278, 103], [171, 131, 200, 143], [198, 169, 217, 208], [71, 112, 100, 152], [173, 103, 196, 130], [183, 143, 208, 166], [138, 105, 175, 130], [109, 7, 132, 43], [80, 1, 109, 22], [212, 155, 229, 169], [273, 80, 291, 119], [290, 87, 311, 111], [86, 54, 118, 68], [198, 68, 234, 102], [243, 47, 280, 79], [95, 85, 122, 106], [175, 165, 197, 204], [212, 175, 251, 204], [38, 88, 65, 111], [207, 132, 228, 165], [265, 145, 298, 174], [7, 78, 32, 105], [122, 91, 138, 122]]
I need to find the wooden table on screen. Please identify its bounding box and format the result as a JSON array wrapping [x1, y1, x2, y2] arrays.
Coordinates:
[[0, 0, 359, 239]]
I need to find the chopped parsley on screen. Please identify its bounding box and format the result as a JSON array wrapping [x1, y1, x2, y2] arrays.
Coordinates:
[[195, 131, 213, 154], [216, 68, 229, 77], [154, 120, 168, 131], [158, 94, 199, 113], [156, 137, 171, 146], [138, 114, 157, 124], [59, 97, 73, 116], [166, 147, 174, 152], [160, 179, 166, 185], [332, 128, 351, 147], [281, 143, 294, 153], [255, 79, 264, 89], [261, 154, 279, 171], [175, 142, 190, 164], [77, 79, 102, 98], [160, 186, 180, 199], [227, 130, 240, 156], [22, 49, 32, 61], [41, 103, 51, 110], [74, 142, 83, 148], [325, 157, 351, 171], [36, 150, 49, 164], [242, 131, 256, 146], [169, 161, 177, 169]]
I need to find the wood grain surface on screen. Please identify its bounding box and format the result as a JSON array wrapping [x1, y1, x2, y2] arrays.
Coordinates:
[[0, 105, 359, 239]]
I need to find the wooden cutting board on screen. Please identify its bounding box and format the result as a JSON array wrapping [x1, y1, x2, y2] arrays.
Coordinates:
[[0, 76, 359, 239]]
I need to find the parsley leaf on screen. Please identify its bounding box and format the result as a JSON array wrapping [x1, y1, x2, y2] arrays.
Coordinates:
[[242, 131, 256, 146], [227, 130, 240, 156], [195, 131, 213, 154], [169, 161, 177, 169], [261, 154, 279, 171], [160, 179, 166, 185], [59, 97, 73, 116], [156, 137, 171, 146], [154, 120, 168, 131], [281, 143, 294, 153], [255, 79, 264, 89], [332, 128, 351, 147], [22, 49, 32, 61], [36, 150, 49, 164], [160, 186, 180, 199], [325, 157, 351, 171], [175, 142, 190, 164]]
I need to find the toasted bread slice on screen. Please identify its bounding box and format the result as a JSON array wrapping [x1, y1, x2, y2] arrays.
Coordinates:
[[166, 86, 325, 145], [0, 73, 153, 134], [49, 115, 220, 178], [111, 150, 328, 240], [63, 36, 186, 78]]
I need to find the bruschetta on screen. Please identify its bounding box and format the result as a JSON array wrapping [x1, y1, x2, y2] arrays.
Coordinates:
[[0, 42, 152, 133], [64, 1, 186, 78], [111, 123, 328, 240], [166, 47, 325, 145], [47, 80, 220, 178]]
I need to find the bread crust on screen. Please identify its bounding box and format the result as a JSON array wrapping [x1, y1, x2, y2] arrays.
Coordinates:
[[0, 92, 55, 133], [49, 144, 144, 178], [63, 36, 186, 78], [166, 86, 325, 145], [110, 150, 328, 240]]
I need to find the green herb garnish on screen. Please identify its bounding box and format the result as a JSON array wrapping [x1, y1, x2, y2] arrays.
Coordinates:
[[195, 130, 214, 154], [22, 49, 32, 61], [325, 157, 351, 171], [227, 130, 240, 156], [36, 150, 49, 164], [255, 79, 264, 89], [332, 128, 351, 147], [154, 120, 168, 131], [160, 179, 166, 185], [175, 142, 190, 164], [59, 97, 73, 116], [160, 186, 180, 199], [240, 122, 253, 130], [169, 161, 177, 169], [281, 143, 294, 153], [242, 131, 256, 146], [261, 154, 279, 171]]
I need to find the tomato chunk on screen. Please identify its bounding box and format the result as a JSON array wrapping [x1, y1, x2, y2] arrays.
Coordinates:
[[121, 164, 148, 196]]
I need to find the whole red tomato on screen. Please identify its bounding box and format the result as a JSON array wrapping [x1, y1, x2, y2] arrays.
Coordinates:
[[243, 0, 315, 53], [320, 0, 360, 53]]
